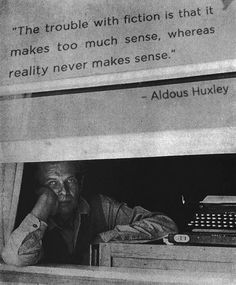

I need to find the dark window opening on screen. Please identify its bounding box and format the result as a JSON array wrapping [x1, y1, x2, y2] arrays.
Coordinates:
[[16, 154, 236, 232]]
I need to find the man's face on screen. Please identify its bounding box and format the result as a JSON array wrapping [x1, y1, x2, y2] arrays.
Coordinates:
[[37, 162, 82, 217]]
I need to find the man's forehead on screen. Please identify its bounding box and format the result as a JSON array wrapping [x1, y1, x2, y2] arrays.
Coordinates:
[[38, 161, 78, 178]]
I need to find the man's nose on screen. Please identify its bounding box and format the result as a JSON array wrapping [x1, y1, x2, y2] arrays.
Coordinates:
[[59, 182, 69, 195]]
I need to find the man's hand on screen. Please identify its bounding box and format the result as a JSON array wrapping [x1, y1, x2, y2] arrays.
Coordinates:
[[31, 187, 59, 222]]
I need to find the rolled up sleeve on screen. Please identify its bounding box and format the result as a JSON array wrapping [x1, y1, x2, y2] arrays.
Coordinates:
[[97, 196, 178, 243], [1, 214, 47, 266]]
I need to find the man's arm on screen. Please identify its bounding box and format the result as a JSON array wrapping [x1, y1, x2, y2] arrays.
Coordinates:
[[95, 195, 178, 243], [1, 189, 58, 266]]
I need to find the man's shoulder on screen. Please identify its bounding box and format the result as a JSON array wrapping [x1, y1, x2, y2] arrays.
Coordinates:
[[85, 193, 111, 205], [85, 193, 122, 211]]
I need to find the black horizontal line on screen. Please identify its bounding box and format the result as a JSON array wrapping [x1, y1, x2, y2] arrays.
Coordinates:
[[0, 71, 235, 101]]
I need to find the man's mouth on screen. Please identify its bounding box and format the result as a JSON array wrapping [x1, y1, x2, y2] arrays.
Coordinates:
[[59, 196, 72, 203]]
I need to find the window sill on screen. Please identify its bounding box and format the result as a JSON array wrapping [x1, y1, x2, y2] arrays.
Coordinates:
[[1, 259, 236, 284]]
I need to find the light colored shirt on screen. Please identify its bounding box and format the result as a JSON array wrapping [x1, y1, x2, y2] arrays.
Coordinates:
[[1, 194, 178, 266]]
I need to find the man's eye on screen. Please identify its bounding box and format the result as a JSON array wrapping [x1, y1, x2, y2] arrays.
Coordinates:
[[48, 181, 58, 187], [67, 177, 77, 184]]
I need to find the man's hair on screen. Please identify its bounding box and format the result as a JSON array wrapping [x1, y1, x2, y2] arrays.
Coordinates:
[[34, 160, 86, 185]]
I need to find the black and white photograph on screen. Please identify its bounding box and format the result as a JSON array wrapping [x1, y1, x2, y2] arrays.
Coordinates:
[[0, 0, 236, 284]]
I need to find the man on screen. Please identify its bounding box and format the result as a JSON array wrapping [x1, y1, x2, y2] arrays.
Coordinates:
[[2, 161, 178, 266]]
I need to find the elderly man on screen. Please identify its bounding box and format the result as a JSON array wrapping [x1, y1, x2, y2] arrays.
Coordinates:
[[2, 161, 178, 266]]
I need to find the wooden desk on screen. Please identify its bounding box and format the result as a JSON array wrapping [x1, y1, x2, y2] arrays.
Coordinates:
[[1, 243, 236, 284], [91, 243, 236, 273]]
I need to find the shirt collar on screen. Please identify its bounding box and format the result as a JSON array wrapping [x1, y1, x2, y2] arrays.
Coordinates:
[[48, 196, 90, 230], [77, 196, 90, 215]]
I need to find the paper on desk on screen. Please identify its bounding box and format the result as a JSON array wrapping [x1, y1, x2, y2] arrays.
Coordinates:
[[201, 195, 236, 204]]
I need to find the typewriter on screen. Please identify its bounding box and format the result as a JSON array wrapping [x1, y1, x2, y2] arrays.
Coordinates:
[[165, 196, 236, 246]]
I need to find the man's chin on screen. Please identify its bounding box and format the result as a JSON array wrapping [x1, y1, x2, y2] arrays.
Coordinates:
[[59, 200, 71, 205], [57, 202, 75, 214]]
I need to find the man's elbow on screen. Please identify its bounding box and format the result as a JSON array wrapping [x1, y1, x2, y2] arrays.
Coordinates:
[[169, 221, 179, 233], [1, 246, 39, 267], [152, 215, 178, 236], [164, 217, 179, 234]]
